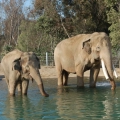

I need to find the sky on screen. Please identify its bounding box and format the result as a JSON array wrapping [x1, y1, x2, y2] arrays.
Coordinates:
[[0, 0, 34, 30], [23, 0, 34, 17], [24, 0, 33, 8], [0, 0, 34, 19]]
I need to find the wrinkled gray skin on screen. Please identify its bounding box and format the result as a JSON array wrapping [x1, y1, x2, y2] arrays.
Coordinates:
[[1, 49, 49, 97], [54, 32, 116, 90]]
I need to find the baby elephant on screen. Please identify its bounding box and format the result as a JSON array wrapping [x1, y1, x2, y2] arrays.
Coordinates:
[[1, 49, 49, 97]]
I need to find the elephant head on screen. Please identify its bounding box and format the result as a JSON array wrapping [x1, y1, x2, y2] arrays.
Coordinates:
[[82, 32, 117, 89], [12, 52, 49, 97]]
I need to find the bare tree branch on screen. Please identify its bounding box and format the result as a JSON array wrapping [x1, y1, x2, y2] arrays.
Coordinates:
[[60, 17, 70, 38]]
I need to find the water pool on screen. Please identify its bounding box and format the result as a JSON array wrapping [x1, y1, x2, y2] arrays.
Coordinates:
[[0, 77, 120, 120]]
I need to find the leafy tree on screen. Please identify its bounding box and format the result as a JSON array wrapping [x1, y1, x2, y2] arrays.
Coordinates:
[[32, 0, 67, 54], [58, 0, 109, 36], [1, 0, 120, 60], [105, 0, 120, 55], [17, 18, 61, 55], [1, 0, 24, 46], [17, 20, 37, 52]]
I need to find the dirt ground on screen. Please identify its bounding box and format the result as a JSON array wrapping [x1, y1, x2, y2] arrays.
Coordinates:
[[0, 64, 120, 79], [39, 66, 120, 79]]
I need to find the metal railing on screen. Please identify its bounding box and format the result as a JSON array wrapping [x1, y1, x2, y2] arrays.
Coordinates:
[[0, 52, 119, 68], [39, 53, 120, 68], [39, 52, 54, 66]]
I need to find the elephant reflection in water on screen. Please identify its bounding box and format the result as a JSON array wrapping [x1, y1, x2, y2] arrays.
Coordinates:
[[4, 96, 32, 119], [4, 95, 50, 119], [56, 88, 88, 119], [56, 87, 115, 119], [102, 91, 117, 119]]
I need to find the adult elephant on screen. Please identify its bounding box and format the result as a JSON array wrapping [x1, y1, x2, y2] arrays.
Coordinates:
[[54, 32, 117, 90], [1, 49, 49, 97]]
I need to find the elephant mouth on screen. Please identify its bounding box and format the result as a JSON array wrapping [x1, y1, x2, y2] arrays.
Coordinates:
[[22, 73, 33, 81], [29, 74, 33, 82], [95, 57, 100, 61]]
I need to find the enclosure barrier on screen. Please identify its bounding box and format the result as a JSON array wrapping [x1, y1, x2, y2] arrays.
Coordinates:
[[39, 52, 54, 66], [0, 52, 119, 67], [38, 53, 120, 68]]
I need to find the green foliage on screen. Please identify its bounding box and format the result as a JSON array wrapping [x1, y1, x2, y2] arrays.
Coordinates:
[[1, 44, 13, 56], [17, 17, 63, 55], [1, 0, 120, 57], [17, 20, 37, 52], [36, 16, 54, 33], [105, 0, 120, 55], [58, 0, 109, 36]]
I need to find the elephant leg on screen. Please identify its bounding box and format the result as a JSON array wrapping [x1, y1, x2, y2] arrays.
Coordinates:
[[56, 63, 63, 87], [9, 71, 20, 96], [8, 72, 18, 96], [89, 65, 100, 88], [77, 75, 84, 88], [9, 80, 16, 96], [17, 81, 22, 95], [5, 77, 9, 89], [58, 72, 63, 87], [76, 65, 84, 88], [22, 80, 29, 95], [63, 70, 69, 86]]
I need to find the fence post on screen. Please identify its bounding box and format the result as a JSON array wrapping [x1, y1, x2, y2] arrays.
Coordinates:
[[46, 52, 48, 66], [118, 59, 120, 68]]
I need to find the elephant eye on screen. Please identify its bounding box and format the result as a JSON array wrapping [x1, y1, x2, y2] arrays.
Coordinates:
[[26, 65, 30, 70], [96, 46, 100, 51], [22, 65, 30, 73]]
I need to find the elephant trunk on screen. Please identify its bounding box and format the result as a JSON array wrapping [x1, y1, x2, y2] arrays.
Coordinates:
[[38, 83, 49, 97], [37, 74, 49, 97], [30, 67, 49, 97], [100, 53, 116, 90]]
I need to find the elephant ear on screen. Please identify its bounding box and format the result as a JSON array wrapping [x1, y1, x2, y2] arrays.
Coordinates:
[[12, 58, 22, 72], [82, 39, 91, 54], [30, 52, 41, 69]]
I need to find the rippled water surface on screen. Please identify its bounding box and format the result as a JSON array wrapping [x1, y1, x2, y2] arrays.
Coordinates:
[[0, 77, 120, 120]]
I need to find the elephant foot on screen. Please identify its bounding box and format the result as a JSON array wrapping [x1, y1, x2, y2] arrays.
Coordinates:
[[17, 91, 22, 95], [111, 85, 116, 90], [58, 85, 63, 88], [42, 92, 49, 97], [22, 93, 27, 96], [63, 84, 68, 87], [40, 90, 49, 97], [38, 84, 49, 97], [111, 87, 115, 90], [89, 86, 96, 88], [89, 84, 96, 88], [77, 85, 84, 89], [63, 81, 68, 86], [9, 93, 15, 96]]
